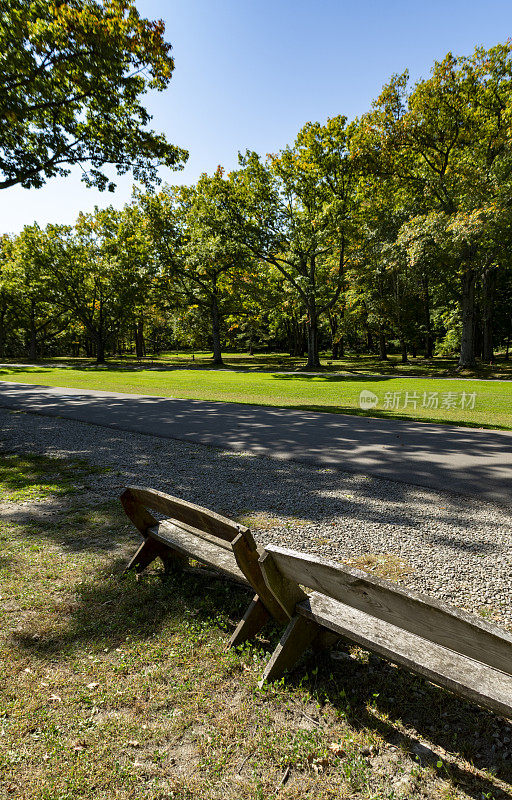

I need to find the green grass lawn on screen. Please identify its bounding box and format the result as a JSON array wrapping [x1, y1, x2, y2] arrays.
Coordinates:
[[13, 350, 512, 379], [2, 452, 511, 799], [1, 363, 511, 429]]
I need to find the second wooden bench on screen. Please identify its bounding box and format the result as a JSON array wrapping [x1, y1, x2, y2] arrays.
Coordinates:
[[258, 545, 512, 718]]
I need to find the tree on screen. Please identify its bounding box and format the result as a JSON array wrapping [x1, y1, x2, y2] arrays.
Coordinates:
[[357, 43, 512, 366], [0, 235, 27, 358], [141, 170, 253, 366], [225, 116, 358, 368], [10, 225, 70, 359], [0, 0, 187, 191]]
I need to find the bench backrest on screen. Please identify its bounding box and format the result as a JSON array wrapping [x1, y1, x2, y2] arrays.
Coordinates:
[[121, 485, 255, 544], [260, 545, 512, 676], [121, 486, 289, 623]]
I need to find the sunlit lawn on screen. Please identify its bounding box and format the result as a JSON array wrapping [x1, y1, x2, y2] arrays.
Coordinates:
[[25, 350, 512, 379], [0, 363, 511, 429]]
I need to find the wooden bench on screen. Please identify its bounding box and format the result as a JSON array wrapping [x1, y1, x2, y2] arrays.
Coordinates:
[[120, 486, 288, 646], [258, 545, 512, 718]]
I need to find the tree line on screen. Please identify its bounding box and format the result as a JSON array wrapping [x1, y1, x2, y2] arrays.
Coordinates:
[[3, 39, 512, 369]]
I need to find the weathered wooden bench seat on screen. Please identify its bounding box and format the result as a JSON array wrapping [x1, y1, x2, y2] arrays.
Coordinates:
[[144, 517, 246, 584], [120, 486, 288, 645], [258, 545, 512, 718]]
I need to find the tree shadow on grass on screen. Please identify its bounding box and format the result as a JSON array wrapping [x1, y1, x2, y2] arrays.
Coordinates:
[[27, 502, 130, 553], [290, 647, 512, 800], [10, 559, 512, 800], [11, 557, 255, 658]]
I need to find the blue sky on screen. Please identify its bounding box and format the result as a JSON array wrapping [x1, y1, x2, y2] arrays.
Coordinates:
[[3, 0, 512, 233]]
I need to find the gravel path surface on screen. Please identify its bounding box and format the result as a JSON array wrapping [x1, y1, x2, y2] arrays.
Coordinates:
[[2, 407, 512, 629]]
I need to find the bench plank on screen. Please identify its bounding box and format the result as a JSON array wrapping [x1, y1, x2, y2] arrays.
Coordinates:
[[298, 593, 512, 719], [124, 486, 253, 544], [148, 520, 248, 584], [120, 487, 158, 535], [258, 549, 307, 618], [233, 538, 290, 623], [264, 546, 512, 676], [156, 517, 234, 552]]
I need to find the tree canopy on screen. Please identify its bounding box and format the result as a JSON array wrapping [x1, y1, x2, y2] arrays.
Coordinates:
[[2, 37, 512, 371], [0, 0, 187, 190]]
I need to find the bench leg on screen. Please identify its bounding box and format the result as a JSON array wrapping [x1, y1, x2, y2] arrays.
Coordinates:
[[124, 538, 162, 575], [258, 615, 319, 687], [312, 629, 342, 653], [161, 550, 187, 575], [229, 596, 271, 648], [124, 538, 185, 576]]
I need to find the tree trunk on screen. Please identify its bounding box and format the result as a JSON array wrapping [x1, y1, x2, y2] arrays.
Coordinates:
[[134, 317, 145, 358], [288, 318, 306, 357], [423, 275, 434, 358], [96, 334, 106, 364], [95, 297, 107, 365], [29, 300, 37, 360], [306, 299, 321, 369], [458, 268, 477, 368], [0, 304, 6, 360], [378, 332, 388, 361], [137, 316, 146, 357], [400, 337, 408, 364], [482, 266, 497, 363], [298, 322, 307, 357], [211, 294, 223, 365], [329, 313, 339, 360], [306, 255, 321, 368], [366, 326, 374, 353], [285, 320, 293, 356]]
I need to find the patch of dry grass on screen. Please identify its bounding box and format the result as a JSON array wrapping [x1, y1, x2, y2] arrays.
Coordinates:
[[341, 553, 413, 582], [1, 453, 512, 799], [236, 511, 311, 531]]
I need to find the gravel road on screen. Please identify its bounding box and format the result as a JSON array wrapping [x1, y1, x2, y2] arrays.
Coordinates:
[[2, 407, 511, 629]]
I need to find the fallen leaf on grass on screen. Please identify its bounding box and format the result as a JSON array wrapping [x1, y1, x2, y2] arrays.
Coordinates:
[[328, 742, 346, 757], [87, 682, 99, 689], [127, 740, 141, 747], [308, 756, 330, 774]]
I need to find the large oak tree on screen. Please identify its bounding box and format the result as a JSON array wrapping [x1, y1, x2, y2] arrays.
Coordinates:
[[0, 0, 187, 191]]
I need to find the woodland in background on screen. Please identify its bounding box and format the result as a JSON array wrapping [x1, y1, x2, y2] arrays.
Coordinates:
[[2, 41, 512, 369]]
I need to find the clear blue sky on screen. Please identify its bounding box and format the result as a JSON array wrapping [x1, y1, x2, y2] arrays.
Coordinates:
[[3, 0, 512, 234]]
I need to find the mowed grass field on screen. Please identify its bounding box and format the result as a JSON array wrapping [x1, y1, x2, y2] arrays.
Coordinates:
[[0, 363, 511, 429], [46, 351, 512, 380], [2, 452, 512, 800]]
